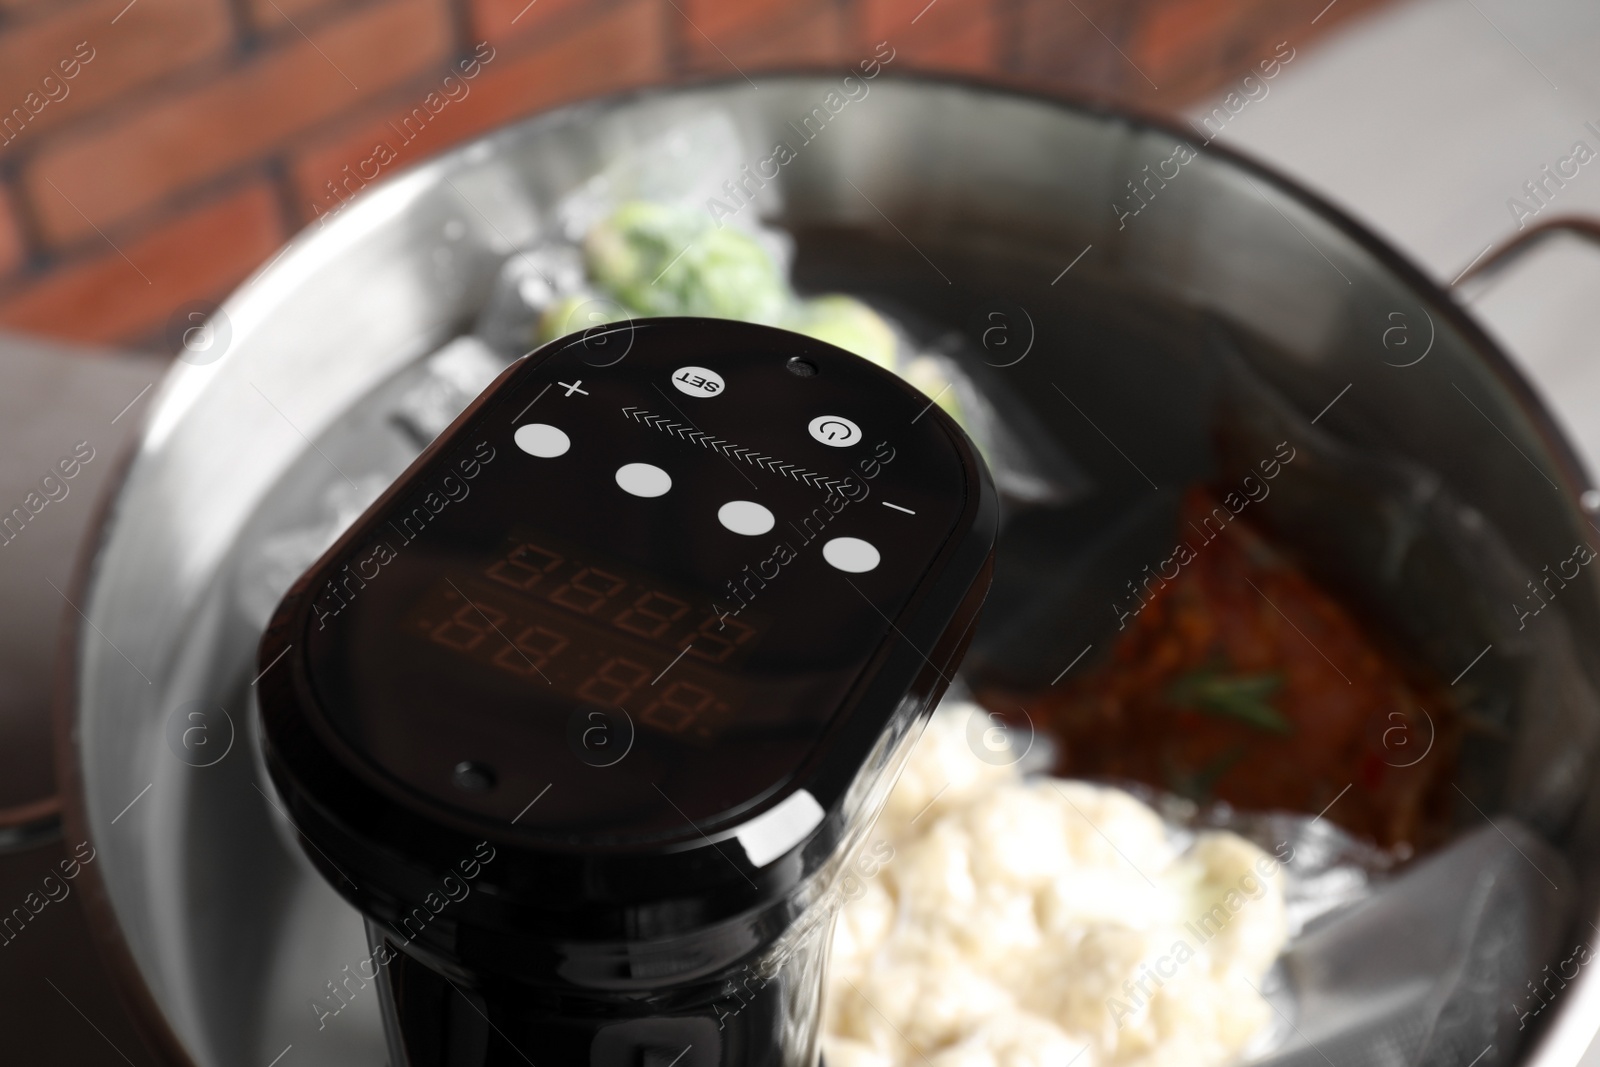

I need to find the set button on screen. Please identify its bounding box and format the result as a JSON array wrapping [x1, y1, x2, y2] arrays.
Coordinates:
[[672, 366, 724, 398]]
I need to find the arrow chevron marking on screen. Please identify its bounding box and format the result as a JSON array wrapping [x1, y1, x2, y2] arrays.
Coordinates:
[[618, 404, 849, 495]]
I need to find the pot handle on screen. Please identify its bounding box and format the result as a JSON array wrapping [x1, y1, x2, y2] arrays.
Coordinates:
[[1451, 215, 1600, 288]]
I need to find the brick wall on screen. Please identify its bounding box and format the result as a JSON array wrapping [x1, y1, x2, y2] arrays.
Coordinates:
[[0, 0, 1391, 351]]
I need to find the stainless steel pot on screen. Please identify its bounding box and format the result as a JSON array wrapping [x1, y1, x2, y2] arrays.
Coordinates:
[[56, 73, 1600, 1067]]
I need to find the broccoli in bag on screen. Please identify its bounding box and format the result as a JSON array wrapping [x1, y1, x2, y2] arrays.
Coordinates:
[[474, 113, 1072, 503]]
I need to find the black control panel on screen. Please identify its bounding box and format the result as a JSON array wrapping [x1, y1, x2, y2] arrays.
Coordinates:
[[257, 317, 996, 1066], [281, 318, 987, 843]]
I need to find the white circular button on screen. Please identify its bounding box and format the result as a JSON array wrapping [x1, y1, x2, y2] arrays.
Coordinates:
[[671, 366, 725, 398], [808, 415, 862, 447], [615, 463, 671, 498], [513, 423, 570, 458], [822, 536, 880, 573], [718, 500, 775, 536]]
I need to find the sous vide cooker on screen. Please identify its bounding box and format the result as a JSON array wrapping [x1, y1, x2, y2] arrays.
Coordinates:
[[256, 317, 999, 1065]]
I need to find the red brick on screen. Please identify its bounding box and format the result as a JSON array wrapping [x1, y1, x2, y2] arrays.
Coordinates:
[[0, 187, 24, 279], [899, 19, 997, 75], [1127, 0, 1251, 80], [246, 0, 349, 32], [25, 0, 452, 247], [679, 0, 814, 43], [0, 180, 284, 344], [1015, 0, 1143, 99], [861, 0, 961, 39], [0, 0, 77, 15], [287, 0, 665, 223], [860, 0, 997, 74], [466, 0, 592, 50], [0, 0, 232, 158], [679, 0, 847, 74]]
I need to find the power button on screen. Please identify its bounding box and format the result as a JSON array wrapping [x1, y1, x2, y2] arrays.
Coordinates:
[[808, 415, 862, 447]]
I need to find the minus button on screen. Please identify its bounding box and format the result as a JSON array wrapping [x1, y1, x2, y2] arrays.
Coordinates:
[[882, 502, 916, 515]]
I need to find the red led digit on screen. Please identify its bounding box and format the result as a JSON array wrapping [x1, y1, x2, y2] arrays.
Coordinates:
[[613, 591, 691, 640], [487, 542, 563, 591], [687, 615, 758, 664], [641, 682, 718, 733], [576, 657, 653, 707], [549, 567, 627, 614], [430, 601, 506, 652], [491, 624, 569, 676]]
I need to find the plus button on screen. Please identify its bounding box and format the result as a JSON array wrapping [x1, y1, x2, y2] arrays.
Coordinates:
[[558, 380, 589, 397]]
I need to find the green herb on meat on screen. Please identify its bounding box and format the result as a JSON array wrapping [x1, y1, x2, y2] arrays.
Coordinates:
[[1164, 744, 1249, 803], [1167, 668, 1292, 735]]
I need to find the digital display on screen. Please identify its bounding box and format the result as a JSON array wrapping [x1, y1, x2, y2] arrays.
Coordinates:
[[479, 535, 761, 666], [402, 537, 763, 741]]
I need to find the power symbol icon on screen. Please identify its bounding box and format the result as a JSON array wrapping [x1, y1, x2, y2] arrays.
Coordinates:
[[808, 415, 862, 447]]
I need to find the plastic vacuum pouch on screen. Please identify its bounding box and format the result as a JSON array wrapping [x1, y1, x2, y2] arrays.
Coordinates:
[[234, 335, 513, 632], [1193, 328, 1594, 1066], [1153, 801, 1571, 1067], [469, 112, 1083, 507], [948, 311, 1596, 1067], [1263, 819, 1573, 1067]]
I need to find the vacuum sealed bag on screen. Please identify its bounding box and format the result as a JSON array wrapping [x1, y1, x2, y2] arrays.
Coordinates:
[[952, 312, 1596, 1067], [471, 112, 1081, 505]]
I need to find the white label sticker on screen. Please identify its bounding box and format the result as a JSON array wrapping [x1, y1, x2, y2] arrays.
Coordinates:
[[671, 366, 724, 398]]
